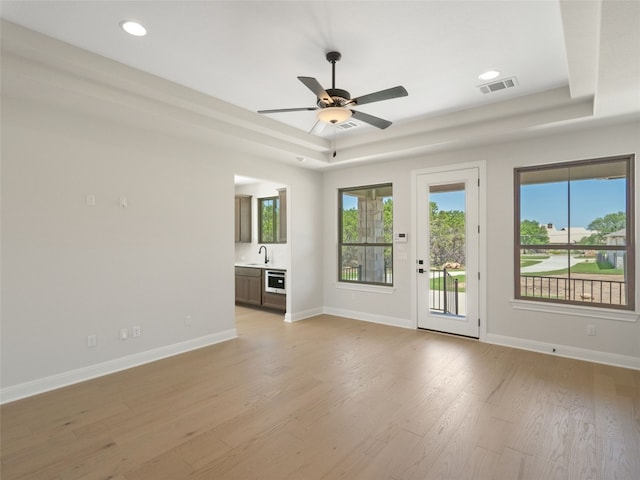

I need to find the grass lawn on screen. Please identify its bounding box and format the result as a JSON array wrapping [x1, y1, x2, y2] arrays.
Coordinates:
[[520, 260, 543, 268], [430, 275, 466, 292], [522, 261, 623, 277], [520, 255, 549, 268]]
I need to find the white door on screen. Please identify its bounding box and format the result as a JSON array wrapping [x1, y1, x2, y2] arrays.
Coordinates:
[[417, 168, 480, 338]]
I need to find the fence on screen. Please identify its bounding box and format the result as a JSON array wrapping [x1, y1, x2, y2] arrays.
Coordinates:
[[520, 275, 626, 306], [340, 265, 393, 284], [430, 268, 459, 315]]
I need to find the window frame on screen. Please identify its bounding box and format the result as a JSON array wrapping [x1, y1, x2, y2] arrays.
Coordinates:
[[513, 154, 635, 311], [338, 182, 393, 286], [258, 196, 284, 244]]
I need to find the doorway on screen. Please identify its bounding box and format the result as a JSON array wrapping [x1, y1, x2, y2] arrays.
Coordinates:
[[416, 167, 480, 338]]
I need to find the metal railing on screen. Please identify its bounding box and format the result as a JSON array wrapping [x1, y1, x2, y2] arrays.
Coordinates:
[[341, 265, 393, 284], [520, 275, 626, 306], [430, 268, 459, 315], [341, 265, 362, 281]]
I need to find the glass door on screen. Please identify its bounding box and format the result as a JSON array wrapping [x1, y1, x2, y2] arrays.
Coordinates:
[[417, 168, 479, 337]]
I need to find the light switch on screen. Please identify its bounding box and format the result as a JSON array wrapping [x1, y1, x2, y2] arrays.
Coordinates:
[[119, 197, 128, 208], [86, 194, 96, 206]]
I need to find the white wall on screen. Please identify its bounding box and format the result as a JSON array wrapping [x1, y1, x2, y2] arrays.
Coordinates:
[[323, 121, 640, 368], [0, 35, 324, 401]]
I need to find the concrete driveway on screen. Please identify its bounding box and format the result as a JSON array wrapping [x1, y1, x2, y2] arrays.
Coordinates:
[[521, 254, 585, 273]]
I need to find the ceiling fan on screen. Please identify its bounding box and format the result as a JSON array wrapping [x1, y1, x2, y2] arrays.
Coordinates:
[[258, 51, 408, 130]]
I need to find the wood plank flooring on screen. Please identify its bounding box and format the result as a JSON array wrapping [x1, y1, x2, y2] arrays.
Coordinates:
[[2, 306, 639, 479]]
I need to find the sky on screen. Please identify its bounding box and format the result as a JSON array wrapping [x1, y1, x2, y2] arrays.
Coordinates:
[[344, 177, 626, 229], [520, 178, 626, 228], [431, 178, 626, 228], [431, 190, 465, 212]]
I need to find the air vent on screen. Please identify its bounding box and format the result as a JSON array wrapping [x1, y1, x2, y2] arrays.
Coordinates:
[[478, 76, 518, 94], [335, 120, 360, 130]]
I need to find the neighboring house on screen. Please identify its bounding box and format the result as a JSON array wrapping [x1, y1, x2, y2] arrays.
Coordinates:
[[544, 223, 595, 244], [605, 229, 626, 269]]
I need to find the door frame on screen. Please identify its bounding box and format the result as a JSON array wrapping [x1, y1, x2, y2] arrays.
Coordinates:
[[410, 161, 487, 341]]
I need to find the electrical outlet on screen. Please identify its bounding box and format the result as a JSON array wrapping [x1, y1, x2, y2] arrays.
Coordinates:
[[185, 315, 192, 326], [132, 325, 141, 337], [586, 324, 596, 336], [120, 328, 128, 340], [87, 334, 97, 347]]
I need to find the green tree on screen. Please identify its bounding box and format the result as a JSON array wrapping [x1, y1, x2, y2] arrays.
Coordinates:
[[520, 219, 549, 245], [260, 202, 274, 242], [579, 211, 626, 245], [341, 208, 359, 268], [430, 202, 465, 266], [383, 198, 393, 243]]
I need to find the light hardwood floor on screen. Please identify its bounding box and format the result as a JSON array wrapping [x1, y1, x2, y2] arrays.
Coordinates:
[[2, 306, 639, 479]]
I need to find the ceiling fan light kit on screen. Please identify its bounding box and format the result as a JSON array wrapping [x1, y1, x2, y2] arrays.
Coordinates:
[[317, 106, 352, 124], [258, 51, 407, 130]]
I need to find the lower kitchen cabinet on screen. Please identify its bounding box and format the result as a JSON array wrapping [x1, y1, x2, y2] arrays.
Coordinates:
[[235, 266, 286, 312], [261, 291, 286, 310], [235, 267, 262, 306]]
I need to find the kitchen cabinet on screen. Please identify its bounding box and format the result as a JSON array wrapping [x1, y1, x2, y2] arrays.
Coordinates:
[[234, 195, 252, 243], [262, 291, 286, 310], [277, 188, 287, 243], [235, 266, 286, 312], [235, 267, 262, 306]]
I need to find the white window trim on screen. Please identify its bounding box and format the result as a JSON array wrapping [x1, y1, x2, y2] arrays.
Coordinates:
[[336, 282, 395, 294], [510, 299, 638, 323]]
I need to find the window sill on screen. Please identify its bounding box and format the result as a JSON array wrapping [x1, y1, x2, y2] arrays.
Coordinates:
[[510, 299, 638, 323], [336, 282, 395, 294]]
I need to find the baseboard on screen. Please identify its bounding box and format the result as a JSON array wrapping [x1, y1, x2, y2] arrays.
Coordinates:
[[486, 333, 640, 370], [0, 329, 237, 404], [323, 307, 412, 329], [286, 307, 324, 322]]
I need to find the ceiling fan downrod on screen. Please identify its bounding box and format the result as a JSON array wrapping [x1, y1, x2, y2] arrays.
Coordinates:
[[326, 51, 341, 89]]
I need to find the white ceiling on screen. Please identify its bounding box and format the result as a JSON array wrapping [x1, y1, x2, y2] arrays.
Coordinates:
[[1, 1, 639, 168]]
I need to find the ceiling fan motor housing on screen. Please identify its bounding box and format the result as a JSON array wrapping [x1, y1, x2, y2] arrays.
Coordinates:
[[318, 88, 351, 108]]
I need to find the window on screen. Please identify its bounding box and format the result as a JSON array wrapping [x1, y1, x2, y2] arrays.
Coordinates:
[[514, 155, 635, 310], [258, 196, 283, 243], [339, 183, 393, 285]]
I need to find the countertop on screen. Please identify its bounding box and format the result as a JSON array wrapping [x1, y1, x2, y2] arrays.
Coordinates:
[[235, 263, 287, 271]]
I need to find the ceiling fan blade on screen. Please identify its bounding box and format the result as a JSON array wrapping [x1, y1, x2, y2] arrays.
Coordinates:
[[350, 110, 392, 129], [348, 86, 408, 106], [258, 107, 317, 114], [298, 76, 331, 103]]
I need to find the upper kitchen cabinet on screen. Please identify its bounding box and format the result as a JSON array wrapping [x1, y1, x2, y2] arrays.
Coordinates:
[[258, 188, 287, 244], [235, 194, 252, 243], [277, 188, 287, 243]]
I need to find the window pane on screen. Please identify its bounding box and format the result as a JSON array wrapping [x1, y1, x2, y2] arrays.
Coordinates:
[[259, 197, 280, 243], [569, 161, 627, 247], [519, 248, 629, 307], [520, 248, 573, 301], [341, 186, 392, 244], [340, 245, 392, 285], [339, 183, 393, 286], [520, 168, 569, 245], [341, 192, 362, 243], [429, 185, 466, 268]]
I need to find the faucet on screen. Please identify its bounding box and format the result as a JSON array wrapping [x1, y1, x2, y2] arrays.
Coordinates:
[[258, 245, 269, 264]]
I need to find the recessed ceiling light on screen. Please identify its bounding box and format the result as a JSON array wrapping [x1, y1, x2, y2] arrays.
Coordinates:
[[119, 20, 147, 37], [479, 70, 500, 81]]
